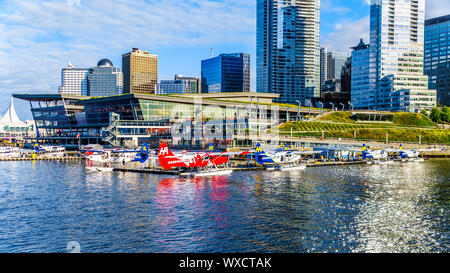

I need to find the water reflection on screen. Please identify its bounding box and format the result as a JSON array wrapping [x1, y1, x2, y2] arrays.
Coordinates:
[[354, 161, 449, 252], [0, 160, 448, 253]]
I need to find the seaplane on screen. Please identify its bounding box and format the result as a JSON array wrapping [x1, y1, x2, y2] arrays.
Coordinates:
[[157, 142, 245, 177], [33, 144, 66, 158], [0, 147, 21, 159], [248, 143, 319, 171], [358, 144, 391, 164], [82, 143, 152, 171], [385, 144, 445, 163]]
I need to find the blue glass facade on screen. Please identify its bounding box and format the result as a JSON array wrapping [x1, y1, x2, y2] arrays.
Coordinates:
[[88, 66, 123, 97], [201, 53, 250, 93], [351, 39, 372, 109], [424, 15, 450, 106]]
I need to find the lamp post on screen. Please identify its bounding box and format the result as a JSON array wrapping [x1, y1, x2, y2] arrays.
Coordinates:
[[330, 102, 335, 112], [318, 102, 324, 115], [340, 103, 345, 112], [296, 100, 301, 121]]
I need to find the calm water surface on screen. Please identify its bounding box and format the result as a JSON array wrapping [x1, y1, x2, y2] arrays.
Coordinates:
[[0, 160, 448, 253]]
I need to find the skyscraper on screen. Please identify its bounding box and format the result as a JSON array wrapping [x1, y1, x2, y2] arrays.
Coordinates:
[[201, 53, 250, 93], [424, 14, 450, 106], [320, 47, 328, 91], [88, 59, 123, 97], [369, 0, 436, 112], [58, 63, 90, 96], [327, 51, 350, 81], [257, 0, 321, 104], [156, 75, 201, 95], [351, 39, 372, 109], [122, 48, 158, 94]]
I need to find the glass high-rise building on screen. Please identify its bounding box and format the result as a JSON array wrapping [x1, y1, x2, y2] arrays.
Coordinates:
[[156, 75, 201, 95], [320, 47, 328, 91], [201, 53, 250, 93], [369, 0, 436, 112], [122, 48, 158, 94], [424, 14, 450, 106], [88, 59, 123, 97], [351, 39, 372, 109], [257, 0, 321, 104], [327, 51, 350, 81]]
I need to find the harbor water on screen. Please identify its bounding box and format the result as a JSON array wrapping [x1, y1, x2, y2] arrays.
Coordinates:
[[0, 160, 448, 253]]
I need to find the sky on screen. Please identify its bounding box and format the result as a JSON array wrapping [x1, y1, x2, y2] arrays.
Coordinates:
[[0, 0, 449, 120]]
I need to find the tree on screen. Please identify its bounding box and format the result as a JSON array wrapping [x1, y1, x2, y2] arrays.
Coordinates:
[[441, 106, 450, 123], [430, 107, 442, 123], [420, 109, 429, 117]]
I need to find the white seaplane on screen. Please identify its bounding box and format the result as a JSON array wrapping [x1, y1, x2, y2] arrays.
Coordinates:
[[33, 144, 66, 158], [82, 143, 152, 172], [247, 143, 320, 172], [0, 147, 21, 159], [385, 144, 444, 163]]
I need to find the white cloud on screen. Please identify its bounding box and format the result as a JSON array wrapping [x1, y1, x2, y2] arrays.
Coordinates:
[[321, 16, 370, 53], [0, 0, 256, 117], [426, 0, 450, 19]]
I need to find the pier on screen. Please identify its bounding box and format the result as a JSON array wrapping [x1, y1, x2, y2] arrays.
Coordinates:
[[113, 160, 367, 176]]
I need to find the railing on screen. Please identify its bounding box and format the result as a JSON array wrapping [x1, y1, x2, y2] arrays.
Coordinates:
[[112, 120, 172, 127]]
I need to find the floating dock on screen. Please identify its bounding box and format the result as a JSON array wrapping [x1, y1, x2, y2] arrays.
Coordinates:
[[113, 160, 367, 175]]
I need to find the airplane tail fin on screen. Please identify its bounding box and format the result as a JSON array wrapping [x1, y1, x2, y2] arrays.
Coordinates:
[[207, 143, 214, 152], [284, 143, 289, 151], [34, 143, 41, 152], [133, 143, 149, 163], [362, 144, 367, 152], [158, 142, 176, 170], [255, 143, 265, 155]]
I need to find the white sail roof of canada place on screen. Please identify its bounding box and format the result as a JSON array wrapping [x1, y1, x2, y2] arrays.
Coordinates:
[[0, 98, 23, 124]]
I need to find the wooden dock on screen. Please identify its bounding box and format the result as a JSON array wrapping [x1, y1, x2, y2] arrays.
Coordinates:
[[113, 161, 367, 175]]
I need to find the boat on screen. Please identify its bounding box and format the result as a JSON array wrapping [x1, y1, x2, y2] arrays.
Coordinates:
[[180, 169, 234, 177]]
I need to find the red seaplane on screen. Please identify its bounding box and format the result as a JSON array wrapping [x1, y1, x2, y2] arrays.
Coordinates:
[[157, 142, 248, 177]]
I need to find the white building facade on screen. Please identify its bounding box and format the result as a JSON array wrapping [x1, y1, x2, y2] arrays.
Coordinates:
[[369, 0, 436, 112]]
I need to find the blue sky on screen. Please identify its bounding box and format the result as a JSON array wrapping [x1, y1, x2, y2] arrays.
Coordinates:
[[0, 0, 449, 119]]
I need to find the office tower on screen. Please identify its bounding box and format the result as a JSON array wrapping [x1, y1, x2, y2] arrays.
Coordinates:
[[58, 62, 90, 96], [341, 57, 352, 94], [424, 14, 450, 106], [88, 59, 123, 97], [327, 51, 350, 81], [201, 53, 250, 93], [122, 48, 158, 94], [320, 47, 328, 91], [351, 39, 372, 109], [256, 0, 321, 104], [175, 75, 201, 94], [156, 75, 201, 95], [369, 0, 436, 112]]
